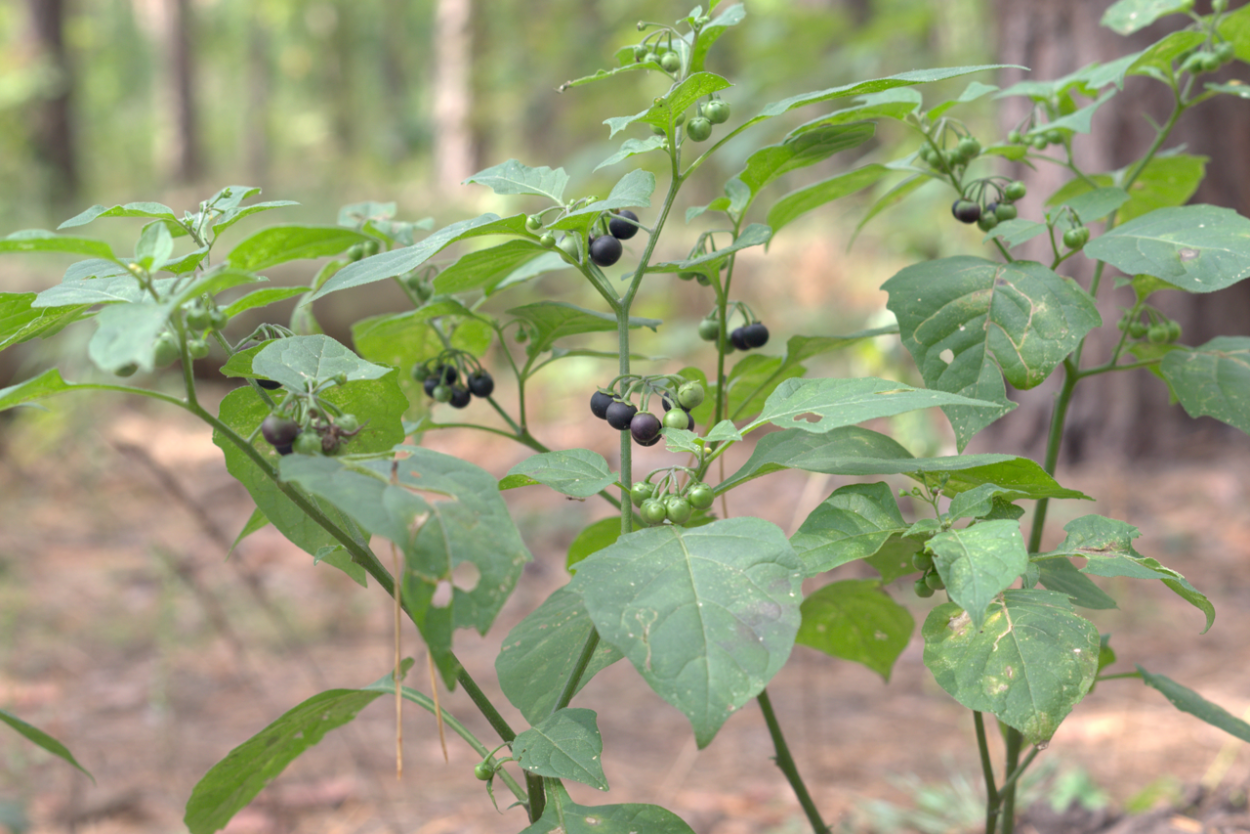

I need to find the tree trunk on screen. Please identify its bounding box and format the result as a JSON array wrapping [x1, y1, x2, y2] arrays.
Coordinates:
[[25, 0, 78, 204], [433, 0, 475, 191], [985, 0, 1250, 462], [244, 11, 271, 185], [167, 0, 202, 183]]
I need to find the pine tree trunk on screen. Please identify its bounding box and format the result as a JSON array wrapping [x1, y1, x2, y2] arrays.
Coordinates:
[[985, 0, 1250, 462]]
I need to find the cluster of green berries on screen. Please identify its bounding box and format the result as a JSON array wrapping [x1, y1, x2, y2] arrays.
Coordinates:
[[951, 180, 1027, 232], [685, 96, 730, 143], [1119, 310, 1182, 344], [260, 405, 363, 457], [911, 551, 945, 598], [114, 299, 227, 377], [1006, 127, 1068, 151], [918, 135, 983, 173], [345, 239, 380, 262], [1179, 41, 1236, 74], [631, 477, 715, 527], [590, 380, 705, 447], [413, 358, 494, 409]]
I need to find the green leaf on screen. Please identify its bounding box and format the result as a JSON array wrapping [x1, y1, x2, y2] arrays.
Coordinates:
[[184, 667, 401, 834], [548, 170, 657, 236], [253, 335, 391, 390], [866, 536, 923, 583], [794, 88, 924, 132], [279, 448, 531, 684], [1040, 91, 1116, 135], [928, 81, 998, 119], [1138, 666, 1250, 743], [506, 450, 616, 499], [496, 586, 623, 723], [1206, 81, 1250, 100], [572, 518, 803, 748], [604, 72, 734, 137], [58, 201, 180, 230], [0, 368, 93, 412], [0, 708, 93, 780], [87, 302, 171, 374], [689, 2, 745, 73], [767, 164, 897, 236], [507, 301, 661, 355], [796, 579, 914, 681], [0, 229, 117, 260], [1127, 30, 1206, 80], [922, 590, 1101, 745], [1101, 0, 1194, 35], [493, 251, 570, 294], [1055, 187, 1131, 224], [228, 507, 269, 560], [513, 708, 608, 790], [984, 219, 1050, 249], [432, 239, 548, 295], [734, 123, 876, 203], [225, 225, 373, 271], [1042, 514, 1214, 632], [134, 222, 175, 270], [1116, 155, 1208, 223], [567, 517, 624, 572], [595, 137, 667, 171], [852, 171, 928, 245], [349, 301, 480, 409], [790, 482, 909, 575], [724, 354, 805, 422], [221, 287, 307, 317], [758, 65, 1016, 120], [1086, 205, 1250, 293], [519, 784, 696, 834], [649, 224, 773, 276], [884, 256, 1101, 450], [927, 519, 1029, 630], [0, 293, 90, 350], [1160, 337, 1250, 434], [211, 201, 300, 235], [463, 159, 569, 203], [746, 376, 999, 435], [1035, 557, 1118, 610]]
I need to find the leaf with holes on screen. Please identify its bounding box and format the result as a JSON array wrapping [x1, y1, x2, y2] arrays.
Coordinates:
[[922, 590, 1100, 745], [797, 579, 914, 681], [926, 519, 1029, 630], [513, 708, 608, 791], [884, 256, 1101, 450], [571, 518, 802, 748]]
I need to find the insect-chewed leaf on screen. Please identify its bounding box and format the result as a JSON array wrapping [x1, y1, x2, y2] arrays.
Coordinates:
[[927, 519, 1029, 630]]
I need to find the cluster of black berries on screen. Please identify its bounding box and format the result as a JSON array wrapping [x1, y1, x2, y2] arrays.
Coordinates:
[[590, 380, 703, 447], [588, 210, 640, 268], [413, 362, 494, 409], [729, 322, 769, 351]]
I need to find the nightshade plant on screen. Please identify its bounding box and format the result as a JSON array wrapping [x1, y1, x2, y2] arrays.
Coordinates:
[[3, 2, 1250, 832]]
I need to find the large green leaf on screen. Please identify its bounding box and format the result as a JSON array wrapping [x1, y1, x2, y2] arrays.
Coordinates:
[[604, 72, 734, 137], [884, 256, 1101, 449], [184, 668, 397, 834], [1138, 666, 1250, 743], [1035, 557, 1119, 611], [33, 272, 169, 307], [796, 579, 914, 681], [789, 482, 909, 575], [926, 519, 1029, 630], [0, 368, 111, 412], [922, 590, 1100, 745], [503, 449, 616, 499], [221, 287, 308, 317], [1041, 514, 1213, 632], [513, 708, 608, 790], [767, 164, 897, 236], [733, 122, 876, 203], [432, 239, 547, 295], [746, 376, 1000, 435], [520, 783, 695, 834], [0, 708, 93, 780], [1085, 205, 1250, 293], [225, 225, 372, 271], [571, 518, 803, 748], [463, 159, 570, 202], [1101, 0, 1194, 35], [279, 447, 531, 683], [507, 301, 660, 355], [310, 213, 528, 300], [0, 293, 90, 350], [688, 2, 745, 73], [1159, 336, 1250, 434], [252, 334, 392, 390], [566, 517, 624, 572], [87, 302, 172, 374], [496, 586, 624, 724], [0, 229, 118, 259], [58, 201, 180, 230], [1116, 154, 1207, 222]]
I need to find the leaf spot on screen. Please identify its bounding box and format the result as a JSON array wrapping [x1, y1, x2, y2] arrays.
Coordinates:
[[1179, 248, 1199, 262], [792, 412, 822, 423], [939, 348, 955, 364]]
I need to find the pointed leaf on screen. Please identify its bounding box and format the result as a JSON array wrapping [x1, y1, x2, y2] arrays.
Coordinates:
[[734, 123, 876, 202], [58, 202, 180, 230], [1035, 557, 1118, 610], [496, 586, 624, 723], [134, 222, 175, 270], [796, 579, 914, 681], [226, 225, 373, 271], [0, 230, 117, 259], [505, 450, 616, 499], [649, 224, 773, 276], [792, 88, 923, 133], [689, 3, 745, 73], [221, 287, 307, 318], [595, 137, 666, 171], [790, 482, 909, 574], [0, 293, 90, 350], [507, 301, 660, 355], [212, 201, 299, 235], [604, 72, 734, 137], [432, 239, 548, 295], [927, 519, 1029, 630], [884, 256, 1101, 449], [767, 164, 897, 236], [228, 507, 269, 559], [548, 169, 657, 234], [87, 302, 171, 373], [1138, 666, 1250, 743], [253, 335, 391, 390], [463, 160, 569, 203], [1160, 336, 1250, 434], [1101, 0, 1194, 35], [572, 518, 803, 748], [758, 65, 1016, 120], [922, 590, 1100, 744], [747, 376, 999, 435], [513, 708, 608, 790], [0, 708, 93, 780]]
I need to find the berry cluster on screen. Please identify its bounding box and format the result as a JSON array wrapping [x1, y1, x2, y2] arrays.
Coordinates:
[[910, 551, 945, 598], [698, 311, 769, 355], [630, 473, 715, 527], [1119, 309, 1182, 344], [538, 209, 642, 269], [413, 357, 494, 409], [260, 409, 364, 457], [590, 379, 704, 447], [950, 180, 1027, 232]]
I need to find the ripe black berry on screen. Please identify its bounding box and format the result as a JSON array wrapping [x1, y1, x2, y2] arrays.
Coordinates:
[[257, 379, 282, 390], [605, 400, 638, 430], [467, 371, 495, 398], [589, 235, 624, 267], [630, 412, 662, 445], [590, 390, 613, 419], [742, 322, 770, 349], [261, 415, 301, 447], [433, 364, 458, 385], [730, 327, 750, 352], [608, 210, 639, 240], [448, 386, 472, 409], [951, 200, 981, 224], [423, 375, 440, 398]]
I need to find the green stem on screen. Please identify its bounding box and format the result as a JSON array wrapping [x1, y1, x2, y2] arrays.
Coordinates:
[[553, 631, 599, 714], [974, 712, 1001, 834], [1026, 358, 1077, 554], [1000, 727, 1023, 834], [996, 745, 1040, 805], [758, 689, 827, 834]]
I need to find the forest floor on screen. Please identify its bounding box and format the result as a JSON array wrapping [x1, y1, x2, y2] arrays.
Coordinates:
[[2, 387, 1250, 834]]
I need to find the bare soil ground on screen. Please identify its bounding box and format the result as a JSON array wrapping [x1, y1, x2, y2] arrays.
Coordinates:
[[2, 389, 1250, 834]]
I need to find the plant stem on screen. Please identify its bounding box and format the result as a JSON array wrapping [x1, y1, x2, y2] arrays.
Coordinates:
[[1000, 727, 1023, 834], [758, 689, 827, 834], [974, 712, 1001, 834], [553, 631, 599, 714]]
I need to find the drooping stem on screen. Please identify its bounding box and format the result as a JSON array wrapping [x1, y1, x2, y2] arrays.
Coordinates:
[[758, 689, 828, 834]]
